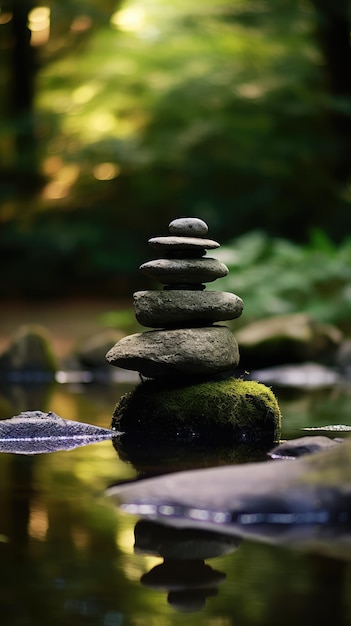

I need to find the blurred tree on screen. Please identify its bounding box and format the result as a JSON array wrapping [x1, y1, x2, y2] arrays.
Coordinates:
[[0, 0, 120, 202], [0, 0, 350, 298], [311, 0, 351, 181]]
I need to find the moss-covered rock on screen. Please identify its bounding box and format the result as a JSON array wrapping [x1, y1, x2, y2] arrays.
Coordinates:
[[0, 325, 57, 374], [112, 376, 281, 442], [236, 313, 342, 369]]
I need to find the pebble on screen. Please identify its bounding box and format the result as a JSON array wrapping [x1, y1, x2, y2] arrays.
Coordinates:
[[168, 217, 208, 237]]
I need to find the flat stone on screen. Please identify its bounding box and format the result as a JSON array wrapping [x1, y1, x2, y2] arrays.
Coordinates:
[[148, 236, 219, 254], [169, 218, 208, 237], [140, 258, 228, 285], [0, 411, 114, 454], [133, 290, 243, 327], [268, 436, 343, 460], [106, 326, 239, 377]]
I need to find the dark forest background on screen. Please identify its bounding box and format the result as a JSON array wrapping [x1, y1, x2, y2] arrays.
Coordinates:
[[1, 0, 351, 306]]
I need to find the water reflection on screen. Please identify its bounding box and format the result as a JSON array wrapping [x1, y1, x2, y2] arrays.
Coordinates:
[[134, 519, 239, 612], [0, 382, 350, 624], [114, 432, 273, 476]]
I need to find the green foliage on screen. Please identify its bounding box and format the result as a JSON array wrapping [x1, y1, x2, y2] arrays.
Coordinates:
[[1, 0, 351, 298], [33, 0, 341, 242], [215, 231, 351, 327], [99, 307, 141, 333]]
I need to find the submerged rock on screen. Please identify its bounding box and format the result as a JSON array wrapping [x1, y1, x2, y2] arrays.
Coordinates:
[[112, 376, 281, 441], [0, 410, 114, 454]]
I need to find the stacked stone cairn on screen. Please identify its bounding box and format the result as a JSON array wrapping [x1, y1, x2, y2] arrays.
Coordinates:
[[106, 217, 281, 443], [106, 217, 244, 378]]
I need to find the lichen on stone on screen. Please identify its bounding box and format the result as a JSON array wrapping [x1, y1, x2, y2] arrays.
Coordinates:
[[112, 376, 281, 442]]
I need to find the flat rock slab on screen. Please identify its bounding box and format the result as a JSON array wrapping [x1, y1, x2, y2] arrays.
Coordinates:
[[148, 236, 219, 253], [106, 326, 239, 377], [107, 438, 351, 559], [0, 410, 114, 454], [134, 290, 243, 327]]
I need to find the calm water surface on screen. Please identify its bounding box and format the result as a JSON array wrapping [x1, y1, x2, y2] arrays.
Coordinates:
[[0, 380, 351, 626]]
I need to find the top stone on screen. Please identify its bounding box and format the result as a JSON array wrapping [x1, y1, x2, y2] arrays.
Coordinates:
[[169, 217, 208, 237]]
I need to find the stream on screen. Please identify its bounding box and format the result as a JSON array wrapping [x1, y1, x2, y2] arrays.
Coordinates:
[[0, 379, 350, 625]]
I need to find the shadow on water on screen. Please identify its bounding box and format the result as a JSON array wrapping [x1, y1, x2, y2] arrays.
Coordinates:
[[0, 380, 350, 623]]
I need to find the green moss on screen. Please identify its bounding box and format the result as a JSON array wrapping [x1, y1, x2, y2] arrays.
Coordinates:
[[112, 376, 281, 442]]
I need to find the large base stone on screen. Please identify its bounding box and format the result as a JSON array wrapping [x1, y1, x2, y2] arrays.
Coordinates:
[[106, 326, 239, 377], [112, 377, 281, 441]]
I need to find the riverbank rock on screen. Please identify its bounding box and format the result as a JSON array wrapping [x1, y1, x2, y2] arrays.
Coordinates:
[[236, 313, 342, 369], [74, 329, 125, 370], [112, 376, 281, 441], [0, 325, 57, 378]]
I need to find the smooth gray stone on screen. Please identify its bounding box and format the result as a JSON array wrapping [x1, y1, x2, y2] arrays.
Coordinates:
[[148, 236, 219, 252], [133, 290, 243, 327], [106, 326, 239, 377], [169, 217, 208, 237], [268, 436, 343, 460], [251, 362, 340, 389], [140, 258, 229, 285]]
